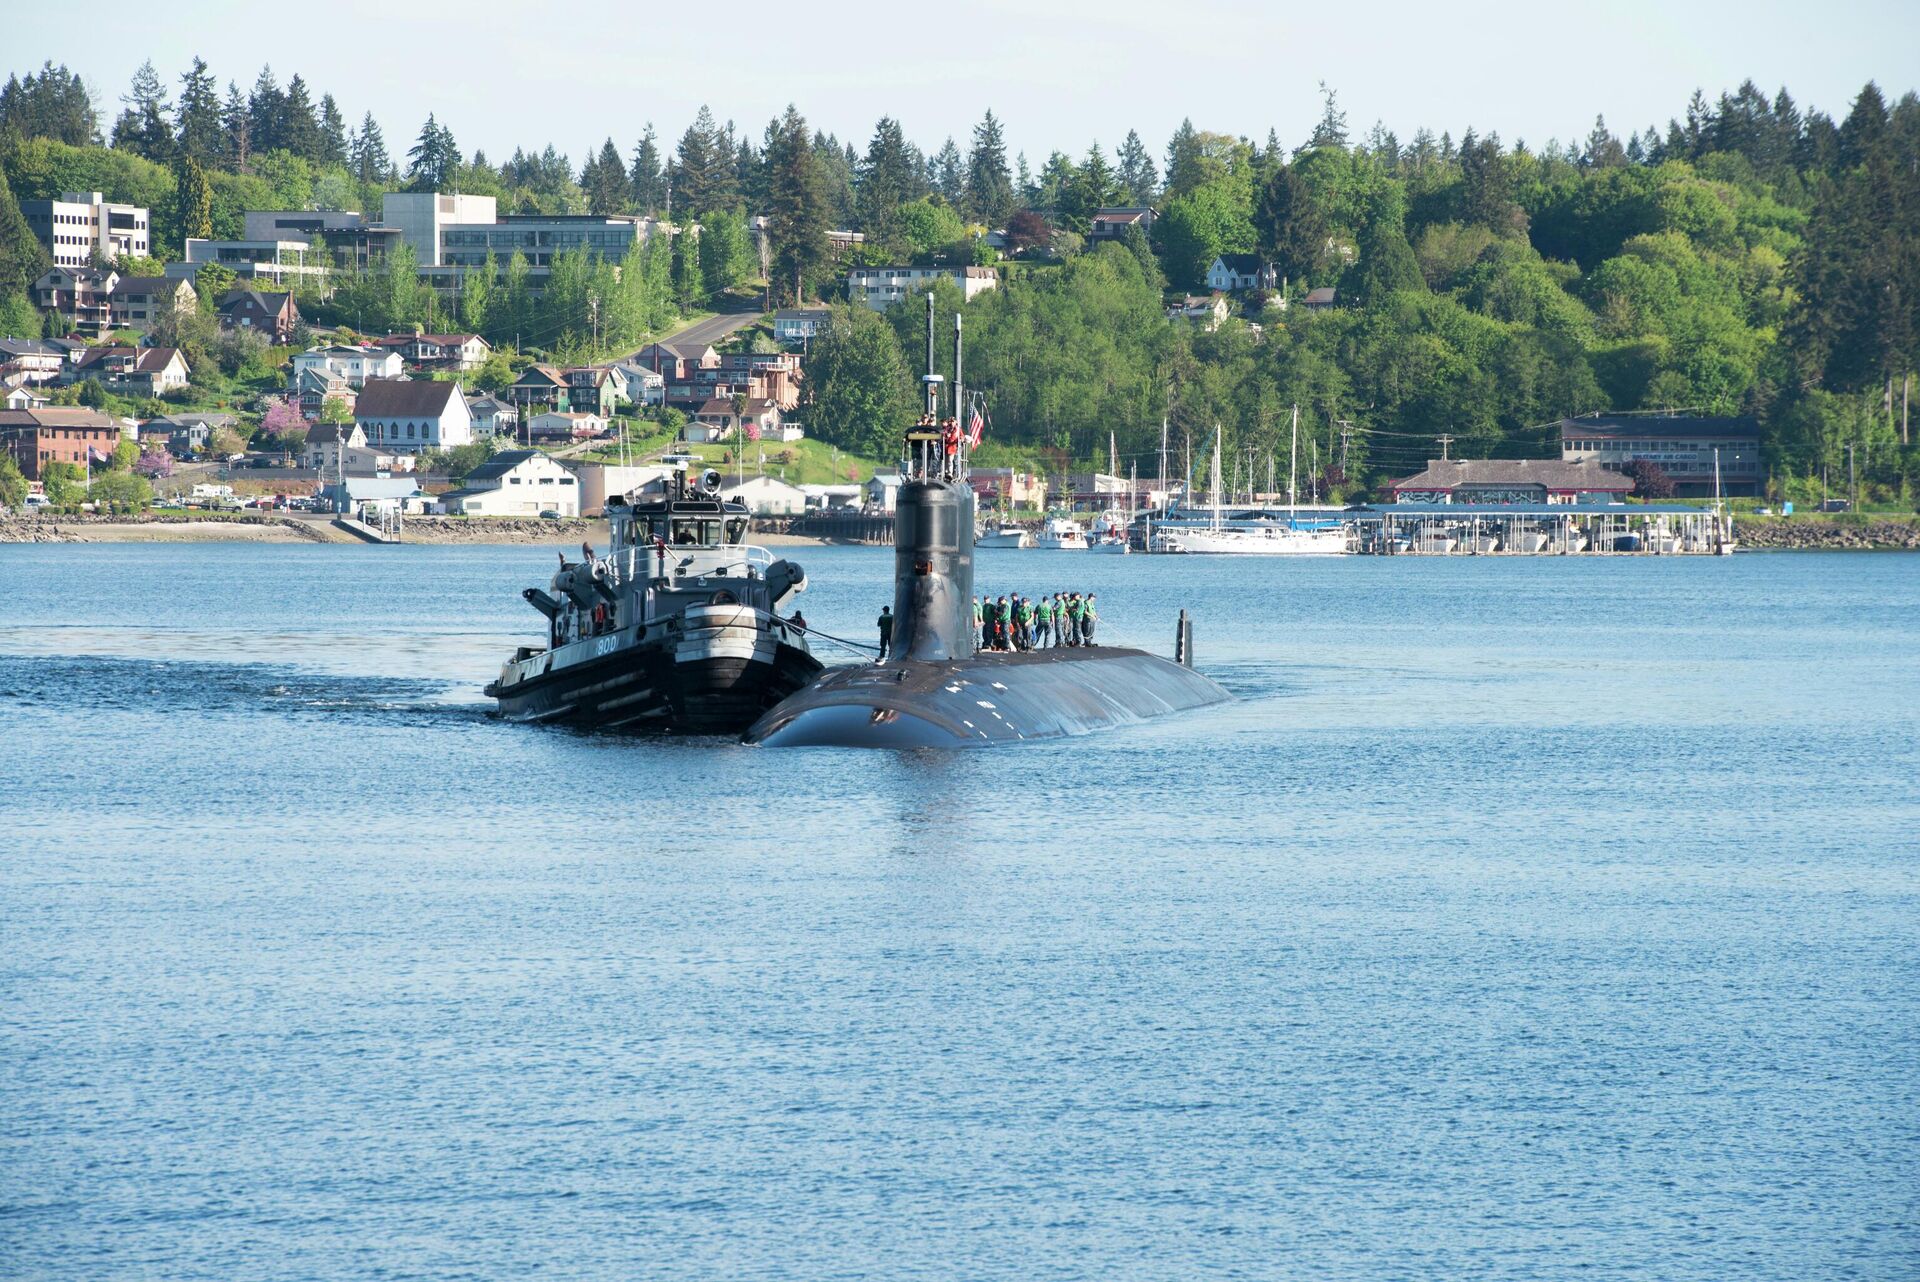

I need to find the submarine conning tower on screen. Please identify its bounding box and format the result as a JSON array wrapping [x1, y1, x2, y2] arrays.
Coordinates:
[[889, 296, 977, 664]]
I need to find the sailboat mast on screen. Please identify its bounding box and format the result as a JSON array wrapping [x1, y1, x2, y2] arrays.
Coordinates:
[[1288, 403, 1299, 518], [1211, 429, 1223, 531]]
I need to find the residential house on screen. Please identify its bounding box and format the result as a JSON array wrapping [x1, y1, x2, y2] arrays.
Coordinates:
[[1384, 458, 1635, 506], [68, 346, 191, 396], [686, 400, 739, 444], [0, 407, 122, 479], [661, 350, 803, 412], [302, 421, 414, 474], [508, 363, 619, 413], [968, 467, 1048, 510], [1205, 254, 1279, 293], [771, 307, 831, 345], [720, 475, 807, 516], [353, 378, 475, 452], [611, 363, 665, 407], [632, 340, 720, 384], [864, 472, 905, 513], [375, 332, 492, 372], [3, 384, 49, 411], [143, 411, 237, 457], [1557, 413, 1764, 497], [847, 265, 998, 311], [436, 449, 582, 517], [290, 344, 404, 392], [1302, 286, 1338, 310], [293, 367, 356, 420], [466, 393, 519, 435], [688, 397, 784, 443], [0, 339, 68, 385], [1089, 207, 1156, 243], [107, 276, 197, 332], [216, 289, 301, 343], [1167, 294, 1229, 331], [528, 411, 609, 442], [31, 266, 118, 334], [18, 191, 149, 267]]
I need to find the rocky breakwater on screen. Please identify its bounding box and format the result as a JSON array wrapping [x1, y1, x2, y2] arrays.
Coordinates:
[[1739, 516, 1920, 550], [0, 512, 329, 543], [400, 516, 604, 545]]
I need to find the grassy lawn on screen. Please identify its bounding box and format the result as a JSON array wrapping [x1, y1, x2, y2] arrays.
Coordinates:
[[672, 437, 886, 487]]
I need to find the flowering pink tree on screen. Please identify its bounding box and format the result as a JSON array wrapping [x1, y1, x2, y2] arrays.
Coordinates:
[[134, 449, 174, 478], [260, 396, 309, 445], [744, 420, 761, 442]]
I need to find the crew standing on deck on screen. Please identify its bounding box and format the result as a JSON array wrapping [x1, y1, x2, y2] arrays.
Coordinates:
[[876, 605, 893, 661], [1036, 594, 1053, 648], [1082, 594, 1098, 646], [973, 596, 984, 651]]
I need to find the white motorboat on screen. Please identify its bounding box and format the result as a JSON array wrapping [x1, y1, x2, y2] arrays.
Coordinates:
[[1034, 517, 1089, 550], [1509, 531, 1550, 554], [976, 523, 1032, 548], [1408, 531, 1457, 554]]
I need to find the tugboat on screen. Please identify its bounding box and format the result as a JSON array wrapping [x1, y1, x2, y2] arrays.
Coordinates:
[[486, 460, 822, 733]]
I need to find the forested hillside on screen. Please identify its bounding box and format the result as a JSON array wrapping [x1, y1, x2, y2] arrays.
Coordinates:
[[1, 59, 1915, 499]]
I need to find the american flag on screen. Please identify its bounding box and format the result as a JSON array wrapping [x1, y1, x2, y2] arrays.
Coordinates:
[[966, 401, 986, 448]]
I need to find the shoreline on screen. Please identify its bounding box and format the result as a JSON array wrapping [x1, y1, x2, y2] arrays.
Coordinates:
[[4, 512, 1915, 550], [0, 513, 857, 547]]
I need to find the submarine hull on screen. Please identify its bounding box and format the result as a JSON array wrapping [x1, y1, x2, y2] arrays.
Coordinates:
[[742, 645, 1229, 748]]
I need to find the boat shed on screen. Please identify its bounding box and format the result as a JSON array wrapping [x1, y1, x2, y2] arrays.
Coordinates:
[[1385, 458, 1634, 505]]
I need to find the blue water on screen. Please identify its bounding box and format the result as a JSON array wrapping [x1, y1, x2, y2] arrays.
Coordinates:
[[2, 543, 1916, 1280]]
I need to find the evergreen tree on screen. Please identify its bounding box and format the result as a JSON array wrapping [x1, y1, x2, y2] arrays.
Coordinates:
[[629, 125, 665, 213], [581, 138, 628, 214], [812, 130, 856, 229], [174, 58, 221, 162], [931, 137, 966, 204], [0, 63, 98, 147], [407, 114, 460, 191], [175, 156, 214, 246], [1582, 115, 1627, 168], [1058, 143, 1118, 232], [350, 112, 391, 184], [112, 60, 173, 162], [1115, 129, 1157, 204], [221, 82, 252, 171], [0, 168, 52, 298], [317, 94, 348, 166], [858, 116, 917, 249], [1306, 82, 1349, 150], [674, 106, 733, 215], [966, 110, 1015, 226], [247, 66, 284, 155], [1254, 163, 1327, 284], [280, 75, 322, 162], [763, 106, 828, 305], [1163, 118, 1203, 197]]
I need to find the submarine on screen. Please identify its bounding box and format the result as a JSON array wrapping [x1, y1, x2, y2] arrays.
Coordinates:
[[743, 301, 1230, 749]]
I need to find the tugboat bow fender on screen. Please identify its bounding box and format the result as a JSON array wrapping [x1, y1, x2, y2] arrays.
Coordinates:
[[765, 559, 808, 610]]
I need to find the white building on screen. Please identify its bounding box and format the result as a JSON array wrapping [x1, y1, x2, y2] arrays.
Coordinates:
[[612, 363, 666, 407], [1205, 254, 1279, 292], [290, 345, 404, 391], [865, 472, 904, 512], [438, 449, 581, 517], [847, 265, 997, 311], [466, 393, 519, 435], [720, 475, 807, 516], [174, 239, 328, 287], [568, 463, 674, 516], [301, 422, 414, 474], [378, 192, 500, 270], [801, 483, 863, 510], [352, 379, 474, 452], [771, 308, 831, 344], [19, 191, 149, 267]]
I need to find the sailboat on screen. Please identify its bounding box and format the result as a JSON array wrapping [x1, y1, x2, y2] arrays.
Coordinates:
[[1089, 431, 1131, 554], [1150, 408, 1348, 555]]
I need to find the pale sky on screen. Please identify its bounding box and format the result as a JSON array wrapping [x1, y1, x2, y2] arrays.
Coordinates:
[[10, 0, 1916, 169]]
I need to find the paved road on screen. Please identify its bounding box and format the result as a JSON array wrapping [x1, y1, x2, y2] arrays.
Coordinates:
[[621, 308, 761, 363]]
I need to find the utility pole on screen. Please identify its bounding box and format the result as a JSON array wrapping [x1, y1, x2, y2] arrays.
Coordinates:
[[1847, 442, 1856, 511]]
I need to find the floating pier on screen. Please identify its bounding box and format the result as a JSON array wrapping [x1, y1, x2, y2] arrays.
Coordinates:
[[1340, 504, 1734, 555]]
